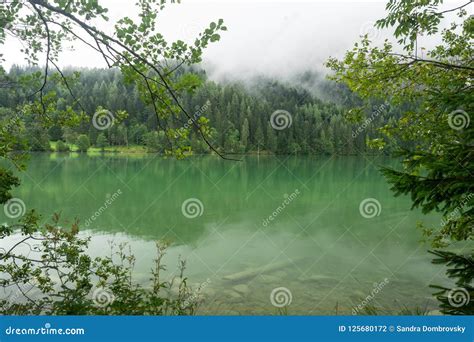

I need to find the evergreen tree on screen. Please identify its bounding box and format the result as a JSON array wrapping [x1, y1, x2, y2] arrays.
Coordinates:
[[266, 122, 277, 152], [254, 120, 264, 152], [0, 66, 399, 156], [327, 0, 473, 313], [96, 133, 108, 151], [240, 118, 249, 152]]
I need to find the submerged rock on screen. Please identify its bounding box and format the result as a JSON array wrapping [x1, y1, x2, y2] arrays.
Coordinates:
[[223, 258, 306, 282], [232, 284, 250, 295]]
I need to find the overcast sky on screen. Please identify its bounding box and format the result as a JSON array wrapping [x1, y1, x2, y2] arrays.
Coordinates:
[[2, 0, 470, 80]]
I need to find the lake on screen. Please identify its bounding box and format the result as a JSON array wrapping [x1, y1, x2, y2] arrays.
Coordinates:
[[2, 153, 448, 314]]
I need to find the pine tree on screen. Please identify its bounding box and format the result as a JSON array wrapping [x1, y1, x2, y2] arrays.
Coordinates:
[[327, 0, 474, 313], [266, 122, 277, 152], [254, 120, 264, 153], [96, 133, 108, 151], [240, 118, 249, 152], [429, 251, 474, 315]]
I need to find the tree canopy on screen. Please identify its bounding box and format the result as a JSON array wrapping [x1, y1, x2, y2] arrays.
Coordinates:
[[327, 0, 473, 314], [1, 0, 227, 159]]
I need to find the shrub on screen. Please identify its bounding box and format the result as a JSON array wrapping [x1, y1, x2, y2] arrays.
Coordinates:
[[76, 134, 90, 152], [55, 140, 70, 152], [0, 212, 198, 315]]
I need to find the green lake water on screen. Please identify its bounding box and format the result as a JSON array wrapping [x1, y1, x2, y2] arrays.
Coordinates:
[[2, 153, 450, 314]]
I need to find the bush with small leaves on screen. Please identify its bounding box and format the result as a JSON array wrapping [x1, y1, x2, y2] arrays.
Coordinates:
[[76, 134, 90, 153], [0, 213, 198, 315], [55, 140, 70, 152]]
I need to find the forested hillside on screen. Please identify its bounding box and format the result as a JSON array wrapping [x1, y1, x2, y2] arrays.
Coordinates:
[[1, 66, 397, 155]]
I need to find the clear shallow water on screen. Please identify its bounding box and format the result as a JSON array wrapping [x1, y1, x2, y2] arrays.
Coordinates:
[[2, 154, 449, 314]]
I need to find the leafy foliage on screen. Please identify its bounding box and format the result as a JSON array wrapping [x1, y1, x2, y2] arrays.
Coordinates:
[[0, 0, 225, 314], [1, 0, 227, 158], [327, 0, 473, 314], [55, 139, 70, 152], [430, 250, 474, 315], [76, 134, 90, 152], [0, 213, 198, 315]]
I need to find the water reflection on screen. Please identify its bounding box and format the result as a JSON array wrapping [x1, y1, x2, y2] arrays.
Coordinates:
[[1, 154, 445, 314]]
